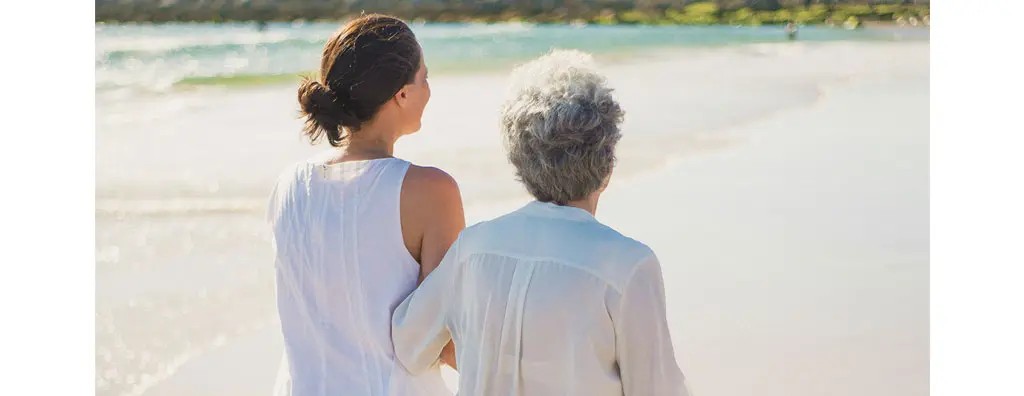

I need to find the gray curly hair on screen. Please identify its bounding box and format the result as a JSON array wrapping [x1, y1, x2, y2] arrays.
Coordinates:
[[501, 50, 624, 204]]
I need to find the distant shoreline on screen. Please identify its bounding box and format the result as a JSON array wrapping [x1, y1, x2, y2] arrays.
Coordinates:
[[97, 26, 929, 94], [95, 3, 930, 29], [165, 37, 927, 91]]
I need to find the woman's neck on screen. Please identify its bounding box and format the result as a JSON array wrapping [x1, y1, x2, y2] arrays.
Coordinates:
[[333, 125, 399, 162], [344, 141, 393, 159]]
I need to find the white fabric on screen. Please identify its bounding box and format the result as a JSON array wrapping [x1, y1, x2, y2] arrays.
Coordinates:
[[267, 155, 450, 396], [392, 201, 689, 396]]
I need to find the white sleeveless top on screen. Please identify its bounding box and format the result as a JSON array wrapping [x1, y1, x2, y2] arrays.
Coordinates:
[[267, 154, 450, 396]]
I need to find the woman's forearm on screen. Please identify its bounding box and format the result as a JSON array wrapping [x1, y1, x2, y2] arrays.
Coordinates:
[[440, 340, 457, 370]]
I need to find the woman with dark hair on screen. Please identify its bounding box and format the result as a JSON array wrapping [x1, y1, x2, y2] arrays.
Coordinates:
[[267, 14, 460, 396]]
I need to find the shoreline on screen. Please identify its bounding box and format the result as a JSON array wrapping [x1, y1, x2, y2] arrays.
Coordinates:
[[119, 35, 929, 93], [97, 40, 928, 210]]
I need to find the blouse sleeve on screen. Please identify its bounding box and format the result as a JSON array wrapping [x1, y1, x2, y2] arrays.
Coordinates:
[[391, 238, 459, 374], [611, 253, 690, 396]]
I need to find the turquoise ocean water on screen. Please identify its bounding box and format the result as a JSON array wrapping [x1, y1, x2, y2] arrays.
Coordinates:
[[96, 22, 924, 93]]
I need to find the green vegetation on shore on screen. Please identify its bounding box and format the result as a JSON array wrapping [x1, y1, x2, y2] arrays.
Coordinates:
[[177, 73, 302, 87], [96, 1, 930, 27]]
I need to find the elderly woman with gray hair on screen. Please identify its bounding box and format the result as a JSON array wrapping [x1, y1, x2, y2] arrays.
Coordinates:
[[392, 50, 689, 395]]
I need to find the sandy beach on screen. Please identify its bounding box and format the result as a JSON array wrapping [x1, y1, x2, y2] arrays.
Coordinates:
[[98, 36, 927, 396], [599, 67, 929, 395]]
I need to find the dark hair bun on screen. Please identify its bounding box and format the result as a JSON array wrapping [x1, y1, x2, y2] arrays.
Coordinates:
[[298, 78, 360, 146]]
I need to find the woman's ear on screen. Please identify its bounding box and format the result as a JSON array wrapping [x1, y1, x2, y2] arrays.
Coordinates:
[[394, 87, 409, 107]]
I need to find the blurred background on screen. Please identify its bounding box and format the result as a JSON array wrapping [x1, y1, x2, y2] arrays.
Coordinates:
[[96, 1, 929, 395]]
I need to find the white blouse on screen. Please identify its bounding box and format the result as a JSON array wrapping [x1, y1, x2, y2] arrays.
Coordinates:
[[392, 201, 689, 395]]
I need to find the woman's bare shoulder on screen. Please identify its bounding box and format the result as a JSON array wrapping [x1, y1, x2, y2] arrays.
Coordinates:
[[400, 163, 466, 269], [402, 164, 461, 206]]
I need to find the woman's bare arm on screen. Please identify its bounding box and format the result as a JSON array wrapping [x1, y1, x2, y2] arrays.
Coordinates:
[[401, 165, 465, 370]]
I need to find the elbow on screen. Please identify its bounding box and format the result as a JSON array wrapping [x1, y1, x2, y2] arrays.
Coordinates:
[[391, 321, 430, 376], [392, 347, 419, 375], [392, 343, 433, 376]]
